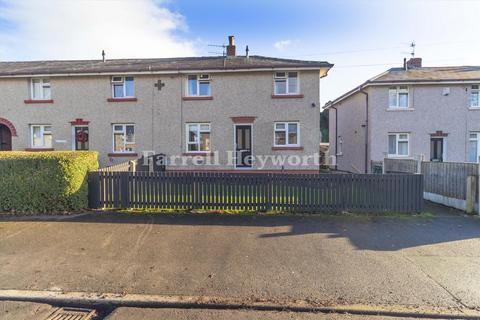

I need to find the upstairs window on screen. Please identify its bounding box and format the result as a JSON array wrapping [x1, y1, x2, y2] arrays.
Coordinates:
[[274, 122, 300, 146], [388, 86, 409, 108], [31, 79, 51, 100], [112, 76, 134, 98], [388, 133, 409, 157], [471, 85, 479, 108], [112, 124, 135, 153], [186, 123, 211, 152], [274, 72, 299, 95], [30, 124, 52, 148], [187, 74, 211, 96]]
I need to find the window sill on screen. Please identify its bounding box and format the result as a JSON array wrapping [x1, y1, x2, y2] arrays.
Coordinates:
[[272, 146, 304, 151], [24, 99, 54, 104], [387, 156, 413, 159], [182, 152, 214, 156], [107, 98, 137, 102], [468, 107, 480, 110], [25, 148, 54, 151], [182, 96, 213, 101], [108, 152, 138, 157], [385, 108, 414, 111], [271, 94, 304, 99]]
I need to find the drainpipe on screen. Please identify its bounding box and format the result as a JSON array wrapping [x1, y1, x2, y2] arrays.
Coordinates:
[[359, 87, 369, 173], [331, 105, 338, 171]]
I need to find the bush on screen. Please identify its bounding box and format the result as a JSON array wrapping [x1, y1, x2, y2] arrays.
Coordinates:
[[0, 151, 98, 213]]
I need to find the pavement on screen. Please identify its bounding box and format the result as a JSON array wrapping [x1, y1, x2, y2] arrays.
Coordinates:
[[0, 201, 480, 319]]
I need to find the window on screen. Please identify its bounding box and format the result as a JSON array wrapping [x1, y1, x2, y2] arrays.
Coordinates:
[[186, 123, 211, 152], [388, 86, 409, 108], [30, 125, 52, 148], [112, 124, 135, 153], [274, 122, 300, 146], [111, 76, 134, 98], [471, 85, 479, 108], [187, 74, 211, 96], [468, 132, 480, 162], [274, 72, 299, 95], [31, 79, 51, 100], [73, 126, 89, 151], [388, 133, 409, 157]]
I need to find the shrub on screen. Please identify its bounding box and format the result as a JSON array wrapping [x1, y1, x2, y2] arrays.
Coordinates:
[[0, 151, 98, 213]]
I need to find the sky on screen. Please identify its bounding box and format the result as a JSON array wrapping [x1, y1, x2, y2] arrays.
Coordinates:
[[0, 0, 479, 104]]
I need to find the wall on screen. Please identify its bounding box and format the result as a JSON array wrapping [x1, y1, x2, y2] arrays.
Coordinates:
[[369, 84, 480, 163], [0, 70, 322, 170], [328, 91, 367, 172]]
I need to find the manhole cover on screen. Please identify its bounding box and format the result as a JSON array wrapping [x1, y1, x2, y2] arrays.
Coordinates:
[[44, 307, 96, 320]]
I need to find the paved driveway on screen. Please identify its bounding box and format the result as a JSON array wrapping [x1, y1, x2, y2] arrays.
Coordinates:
[[0, 202, 479, 311]]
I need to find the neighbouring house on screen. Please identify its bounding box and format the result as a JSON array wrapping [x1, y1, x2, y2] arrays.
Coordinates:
[[324, 57, 480, 173], [0, 36, 333, 171]]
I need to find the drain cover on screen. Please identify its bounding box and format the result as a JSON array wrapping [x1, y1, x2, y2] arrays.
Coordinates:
[[44, 307, 96, 320]]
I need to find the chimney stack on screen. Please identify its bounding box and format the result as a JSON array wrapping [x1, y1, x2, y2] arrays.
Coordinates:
[[102, 50, 106, 62], [406, 57, 422, 69], [226, 35, 236, 57]]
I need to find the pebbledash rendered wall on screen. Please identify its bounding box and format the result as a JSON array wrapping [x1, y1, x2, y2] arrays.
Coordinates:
[[329, 83, 480, 173], [0, 70, 322, 170]]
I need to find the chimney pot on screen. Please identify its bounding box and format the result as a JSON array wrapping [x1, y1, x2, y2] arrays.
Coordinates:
[[226, 35, 236, 57], [406, 57, 422, 69]]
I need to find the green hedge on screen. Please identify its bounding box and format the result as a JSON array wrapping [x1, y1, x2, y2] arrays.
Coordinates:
[[0, 151, 98, 213]]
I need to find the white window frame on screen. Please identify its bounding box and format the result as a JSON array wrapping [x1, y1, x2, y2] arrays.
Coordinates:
[[388, 133, 410, 157], [112, 124, 135, 153], [274, 121, 300, 147], [30, 78, 51, 100], [111, 76, 135, 98], [470, 85, 479, 108], [468, 132, 480, 162], [388, 86, 409, 109], [30, 124, 52, 148], [274, 71, 300, 95], [186, 123, 211, 153], [186, 74, 211, 97]]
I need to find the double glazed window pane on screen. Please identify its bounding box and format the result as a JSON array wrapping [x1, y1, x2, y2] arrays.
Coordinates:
[[32, 126, 43, 147], [114, 133, 124, 151], [398, 141, 408, 155], [388, 135, 396, 154], [188, 76, 197, 96], [113, 84, 124, 98], [288, 123, 298, 144], [398, 93, 408, 107], [32, 79, 50, 99], [275, 131, 286, 145], [275, 80, 287, 94], [471, 91, 479, 107], [199, 81, 210, 96], [288, 73, 298, 93], [469, 140, 478, 162], [125, 77, 134, 97], [187, 124, 210, 151]]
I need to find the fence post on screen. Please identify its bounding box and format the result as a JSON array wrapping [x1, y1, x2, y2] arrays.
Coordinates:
[[382, 152, 387, 174], [88, 171, 100, 209], [416, 154, 424, 174], [120, 172, 129, 208], [466, 175, 476, 214]]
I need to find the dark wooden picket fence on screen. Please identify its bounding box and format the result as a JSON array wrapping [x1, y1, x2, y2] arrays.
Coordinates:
[[88, 171, 423, 212]]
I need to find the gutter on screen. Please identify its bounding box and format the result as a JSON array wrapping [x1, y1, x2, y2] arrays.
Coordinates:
[[330, 105, 338, 171], [359, 87, 369, 173]]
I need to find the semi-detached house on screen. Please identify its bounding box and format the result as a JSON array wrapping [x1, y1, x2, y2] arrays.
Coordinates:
[[0, 36, 333, 170], [325, 57, 480, 173]]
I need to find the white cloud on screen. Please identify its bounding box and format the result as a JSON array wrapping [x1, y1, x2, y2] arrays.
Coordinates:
[[0, 0, 196, 61], [274, 40, 292, 51]]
